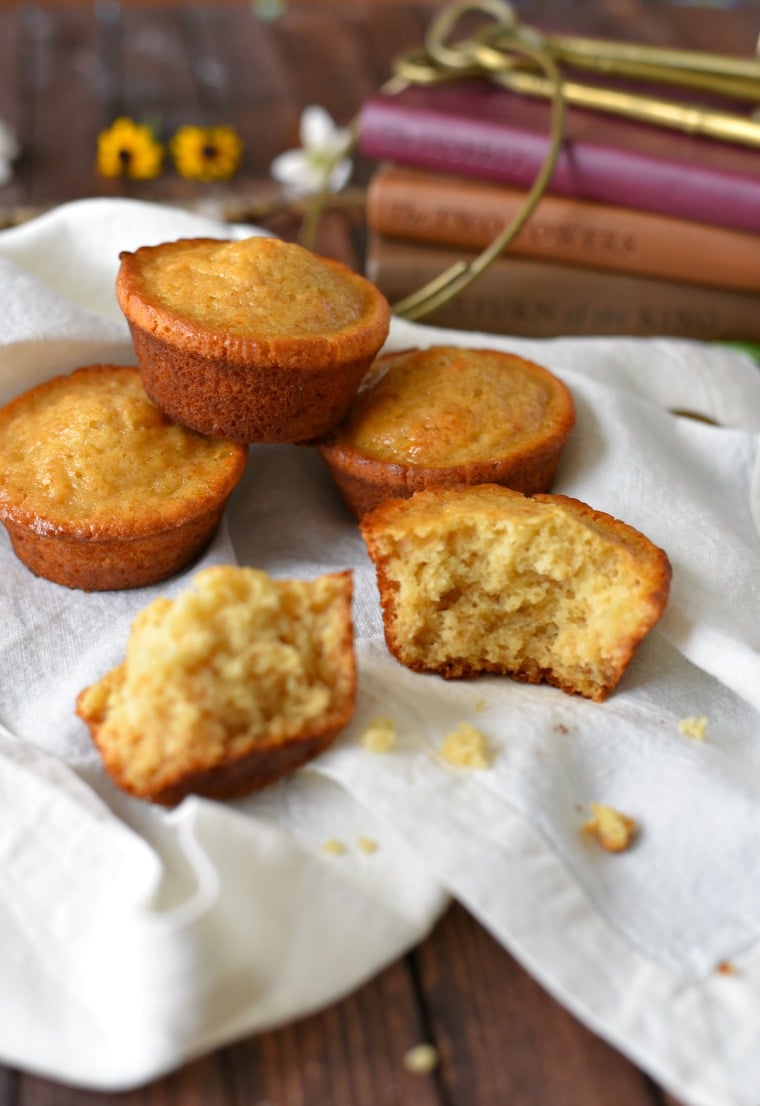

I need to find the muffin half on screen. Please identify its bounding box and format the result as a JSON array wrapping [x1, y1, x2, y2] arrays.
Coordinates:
[[76, 566, 356, 804], [116, 236, 392, 443], [360, 484, 671, 701], [0, 365, 247, 590], [317, 345, 575, 518]]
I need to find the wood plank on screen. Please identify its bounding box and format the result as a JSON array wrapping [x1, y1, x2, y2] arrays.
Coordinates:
[[17, 956, 443, 1106], [117, 5, 200, 123], [181, 5, 293, 109], [91, 0, 123, 123], [268, 7, 380, 125], [412, 903, 662, 1106], [13, 7, 103, 204], [102, 5, 232, 207], [175, 8, 306, 179], [575, 0, 758, 51], [0, 1073, 18, 1106], [17, 1055, 232, 1106], [227, 957, 442, 1106], [0, 9, 23, 213], [673, 5, 759, 55], [356, 2, 432, 92]]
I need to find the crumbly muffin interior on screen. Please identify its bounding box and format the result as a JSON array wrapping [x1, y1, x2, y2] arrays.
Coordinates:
[[342, 346, 570, 466], [78, 566, 354, 795], [131, 237, 372, 338], [0, 367, 242, 533], [364, 487, 665, 699]]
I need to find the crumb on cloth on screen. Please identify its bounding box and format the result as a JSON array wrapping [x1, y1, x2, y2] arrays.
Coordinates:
[[440, 722, 491, 769], [360, 716, 397, 753], [583, 802, 637, 853], [678, 715, 707, 741], [321, 838, 347, 856]]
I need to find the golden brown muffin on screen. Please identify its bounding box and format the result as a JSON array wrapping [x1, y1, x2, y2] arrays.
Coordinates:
[[360, 484, 671, 701], [76, 565, 356, 804], [116, 236, 392, 444], [0, 365, 247, 591], [317, 346, 575, 518]]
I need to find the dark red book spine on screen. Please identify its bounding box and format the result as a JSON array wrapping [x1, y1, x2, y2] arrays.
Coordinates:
[[359, 83, 760, 234]]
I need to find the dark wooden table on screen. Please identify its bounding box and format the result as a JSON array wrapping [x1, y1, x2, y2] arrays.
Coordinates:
[[0, 2, 756, 1103]]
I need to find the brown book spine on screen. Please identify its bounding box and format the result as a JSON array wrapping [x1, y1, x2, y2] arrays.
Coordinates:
[[366, 166, 760, 295], [366, 235, 760, 341]]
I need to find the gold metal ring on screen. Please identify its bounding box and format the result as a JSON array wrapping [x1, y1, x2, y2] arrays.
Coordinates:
[[425, 0, 518, 72]]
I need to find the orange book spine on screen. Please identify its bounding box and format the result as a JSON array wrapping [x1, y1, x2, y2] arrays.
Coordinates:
[[366, 166, 760, 295], [365, 234, 760, 341]]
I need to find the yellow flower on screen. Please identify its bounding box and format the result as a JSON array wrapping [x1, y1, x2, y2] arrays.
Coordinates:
[[96, 117, 164, 179], [171, 125, 244, 181]]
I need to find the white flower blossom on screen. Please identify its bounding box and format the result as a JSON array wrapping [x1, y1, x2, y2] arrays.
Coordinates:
[[270, 105, 352, 198], [0, 118, 19, 186]]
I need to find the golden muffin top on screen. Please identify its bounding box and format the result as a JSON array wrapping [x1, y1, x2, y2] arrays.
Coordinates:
[[0, 365, 246, 537], [338, 346, 575, 467], [117, 236, 387, 340]]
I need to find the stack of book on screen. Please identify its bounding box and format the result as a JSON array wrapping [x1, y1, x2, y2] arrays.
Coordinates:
[[358, 80, 760, 339]]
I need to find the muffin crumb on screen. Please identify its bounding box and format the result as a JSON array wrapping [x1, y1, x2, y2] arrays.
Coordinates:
[[441, 723, 490, 769], [678, 715, 707, 741], [360, 716, 397, 753], [403, 1043, 439, 1075], [583, 803, 637, 853], [322, 839, 347, 856]]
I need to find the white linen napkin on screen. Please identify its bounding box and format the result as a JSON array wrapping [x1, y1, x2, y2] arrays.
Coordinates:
[[0, 198, 758, 1105]]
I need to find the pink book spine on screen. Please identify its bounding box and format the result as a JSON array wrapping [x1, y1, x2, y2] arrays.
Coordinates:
[[359, 98, 760, 235]]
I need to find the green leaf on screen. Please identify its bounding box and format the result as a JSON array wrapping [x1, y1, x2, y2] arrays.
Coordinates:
[[715, 340, 760, 364]]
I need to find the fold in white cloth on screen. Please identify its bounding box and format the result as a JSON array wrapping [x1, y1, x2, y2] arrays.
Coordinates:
[[0, 199, 758, 1105]]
